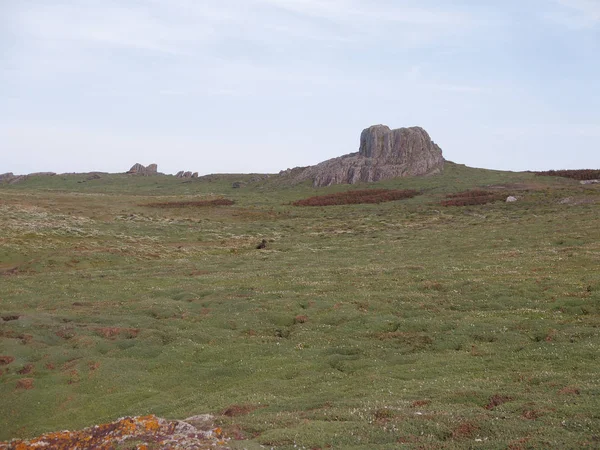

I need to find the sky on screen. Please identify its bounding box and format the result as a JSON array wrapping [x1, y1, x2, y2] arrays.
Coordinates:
[[1, 0, 599, 175]]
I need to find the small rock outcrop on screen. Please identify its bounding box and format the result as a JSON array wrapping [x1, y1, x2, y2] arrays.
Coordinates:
[[580, 179, 599, 185], [506, 196, 518, 203], [175, 171, 198, 179], [287, 125, 444, 187], [127, 163, 158, 176]]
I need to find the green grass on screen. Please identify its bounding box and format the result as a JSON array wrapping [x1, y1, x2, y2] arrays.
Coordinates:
[[1, 164, 599, 448]]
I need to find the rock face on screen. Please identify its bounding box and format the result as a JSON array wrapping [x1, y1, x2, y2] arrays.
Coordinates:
[[127, 163, 158, 176], [289, 125, 444, 187], [175, 171, 198, 179]]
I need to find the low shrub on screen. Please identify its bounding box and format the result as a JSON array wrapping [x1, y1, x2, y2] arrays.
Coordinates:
[[441, 190, 505, 207], [293, 189, 419, 207], [535, 169, 600, 180]]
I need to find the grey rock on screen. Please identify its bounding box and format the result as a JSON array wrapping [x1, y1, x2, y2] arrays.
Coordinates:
[[0, 172, 15, 182], [580, 179, 599, 185], [127, 163, 158, 176], [175, 171, 185, 178], [290, 125, 444, 187], [191, 172, 199, 178], [232, 181, 245, 189], [506, 196, 518, 203], [183, 171, 192, 178]]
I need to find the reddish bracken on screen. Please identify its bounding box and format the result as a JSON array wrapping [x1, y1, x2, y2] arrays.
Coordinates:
[[293, 189, 419, 207], [0, 415, 230, 450], [535, 169, 600, 180], [441, 190, 506, 207]]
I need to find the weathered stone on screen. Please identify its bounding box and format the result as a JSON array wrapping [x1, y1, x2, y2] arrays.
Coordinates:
[[289, 125, 444, 187], [0, 173, 14, 182], [580, 179, 599, 185], [183, 171, 192, 178], [175, 171, 185, 178], [232, 181, 245, 189], [506, 196, 518, 202], [127, 163, 158, 176], [191, 172, 199, 178]]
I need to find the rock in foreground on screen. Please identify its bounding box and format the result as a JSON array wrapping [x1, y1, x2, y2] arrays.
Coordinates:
[[0, 414, 230, 450], [287, 125, 444, 187]]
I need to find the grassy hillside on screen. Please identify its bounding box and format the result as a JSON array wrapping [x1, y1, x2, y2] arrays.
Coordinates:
[[1, 164, 599, 449]]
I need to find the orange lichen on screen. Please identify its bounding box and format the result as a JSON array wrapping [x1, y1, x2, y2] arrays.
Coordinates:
[[1, 415, 230, 449]]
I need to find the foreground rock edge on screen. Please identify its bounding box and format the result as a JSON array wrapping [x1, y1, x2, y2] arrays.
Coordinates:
[[0, 414, 231, 450]]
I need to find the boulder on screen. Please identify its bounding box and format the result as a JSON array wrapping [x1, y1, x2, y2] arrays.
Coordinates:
[[175, 171, 185, 178], [191, 172, 199, 178], [127, 163, 158, 176], [580, 179, 599, 185], [0, 173, 14, 182], [290, 125, 444, 187], [506, 196, 518, 203]]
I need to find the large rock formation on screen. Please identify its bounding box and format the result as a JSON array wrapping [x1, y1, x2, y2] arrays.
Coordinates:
[[288, 125, 444, 187], [127, 163, 158, 176]]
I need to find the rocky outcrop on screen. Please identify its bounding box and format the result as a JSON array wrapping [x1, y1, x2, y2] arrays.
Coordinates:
[[175, 171, 198, 179], [127, 163, 158, 176], [287, 125, 444, 187], [0, 415, 231, 449]]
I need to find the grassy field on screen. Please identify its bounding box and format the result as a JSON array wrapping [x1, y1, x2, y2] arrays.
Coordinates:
[[1, 163, 599, 449]]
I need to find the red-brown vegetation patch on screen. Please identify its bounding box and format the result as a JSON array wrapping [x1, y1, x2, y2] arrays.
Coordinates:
[[559, 386, 580, 395], [441, 190, 506, 207], [56, 328, 76, 340], [485, 394, 512, 410], [221, 404, 259, 417], [143, 199, 234, 208], [0, 330, 33, 343], [94, 327, 140, 340], [411, 400, 431, 408], [293, 189, 419, 207], [521, 409, 542, 420], [452, 422, 479, 439], [1, 315, 20, 321], [0, 355, 15, 365], [45, 362, 56, 370], [535, 169, 600, 180], [18, 364, 34, 375], [294, 315, 308, 324], [16, 378, 34, 390], [373, 408, 395, 421]]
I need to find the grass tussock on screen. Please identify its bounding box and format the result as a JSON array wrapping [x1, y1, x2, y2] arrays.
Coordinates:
[[535, 169, 600, 180], [142, 198, 234, 208], [293, 189, 419, 206], [441, 190, 506, 206]]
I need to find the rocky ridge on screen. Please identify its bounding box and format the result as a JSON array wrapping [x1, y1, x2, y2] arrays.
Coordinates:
[[283, 125, 445, 187], [127, 163, 158, 176]]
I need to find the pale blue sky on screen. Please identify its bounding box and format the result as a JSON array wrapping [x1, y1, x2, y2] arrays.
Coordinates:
[[1, 0, 598, 175]]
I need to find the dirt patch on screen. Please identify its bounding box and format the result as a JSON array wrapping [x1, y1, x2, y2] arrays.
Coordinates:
[[485, 394, 512, 410], [18, 364, 34, 375], [294, 315, 308, 324], [559, 386, 580, 395], [452, 422, 479, 439], [94, 327, 140, 339], [521, 409, 542, 420], [411, 400, 431, 408], [16, 378, 34, 390], [1, 315, 20, 321], [221, 404, 259, 417], [293, 189, 419, 207], [0, 330, 33, 344], [0, 356, 15, 365]]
